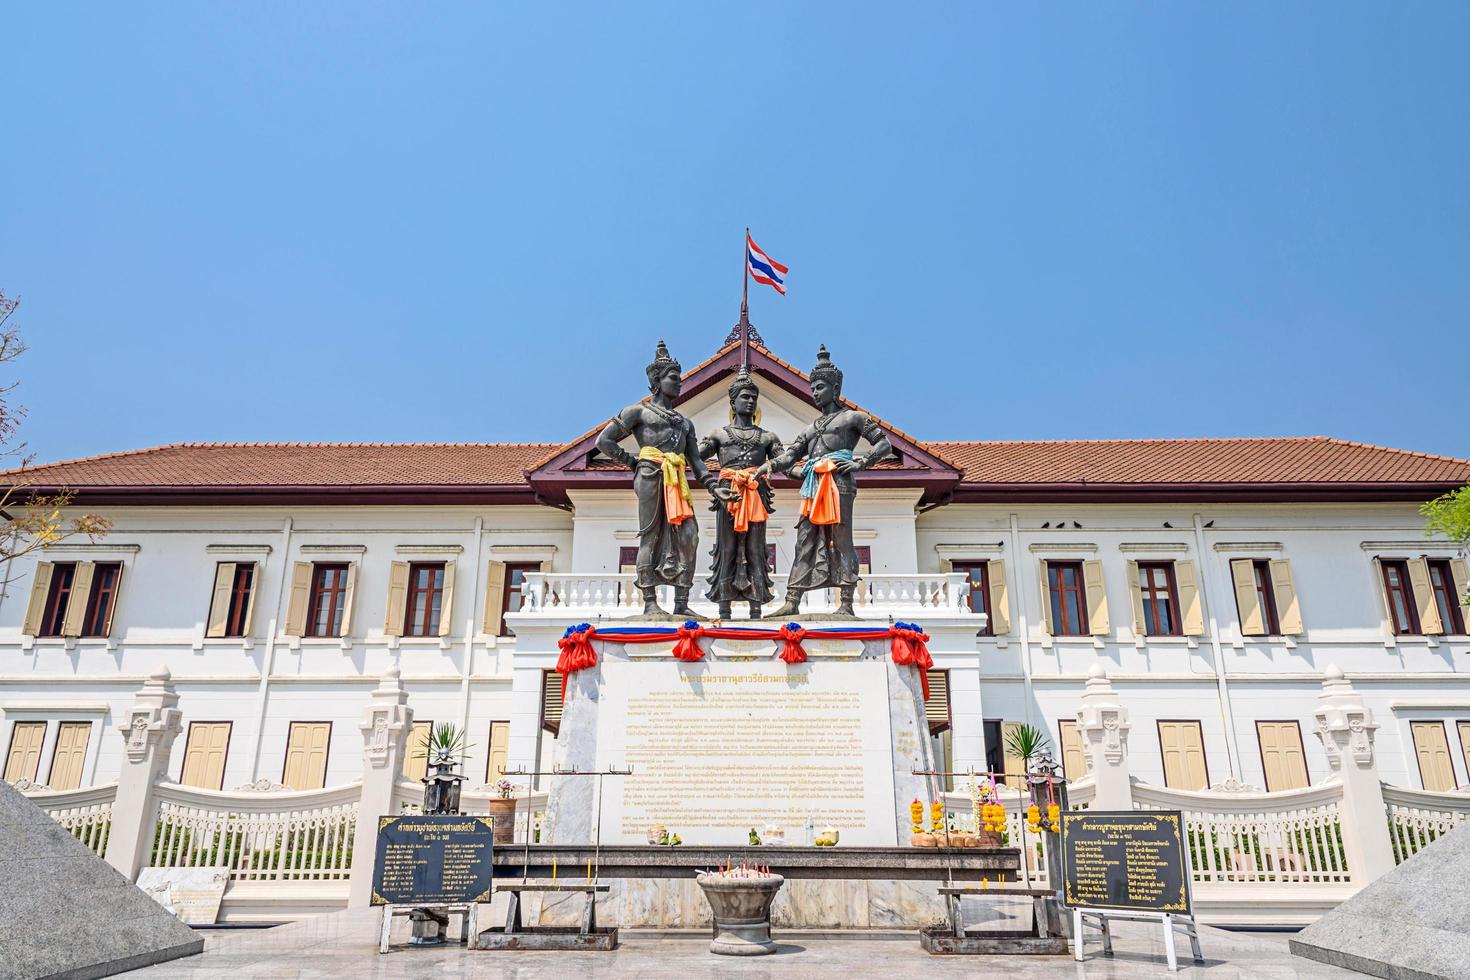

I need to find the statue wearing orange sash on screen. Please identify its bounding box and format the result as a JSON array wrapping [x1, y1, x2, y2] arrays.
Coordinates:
[[698, 369, 782, 620], [757, 345, 892, 619]]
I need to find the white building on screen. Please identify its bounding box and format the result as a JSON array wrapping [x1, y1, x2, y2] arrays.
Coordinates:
[[3, 331, 1468, 803]]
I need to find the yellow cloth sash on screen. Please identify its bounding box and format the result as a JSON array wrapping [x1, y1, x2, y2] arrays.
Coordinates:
[[638, 446, 694, 526]]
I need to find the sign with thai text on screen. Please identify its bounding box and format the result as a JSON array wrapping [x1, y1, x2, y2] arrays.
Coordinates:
[[371, 815, 493, 906], [1060, 810, 1191, 914]]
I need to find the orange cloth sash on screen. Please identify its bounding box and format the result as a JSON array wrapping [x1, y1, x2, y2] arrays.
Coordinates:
[[799, 457, 842, 526], [720, 467, 769, 533], [638, 447, 694, 526]]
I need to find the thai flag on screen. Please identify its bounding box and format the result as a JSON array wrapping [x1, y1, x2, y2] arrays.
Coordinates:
[[746, 233, 788, 295]]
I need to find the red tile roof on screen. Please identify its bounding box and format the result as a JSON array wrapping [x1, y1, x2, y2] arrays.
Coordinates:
[[2, 436, 1465, 503]]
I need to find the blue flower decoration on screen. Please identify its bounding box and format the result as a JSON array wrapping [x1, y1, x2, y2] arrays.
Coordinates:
[[785, 622, 803, 632], [683, 620, 700, 630]]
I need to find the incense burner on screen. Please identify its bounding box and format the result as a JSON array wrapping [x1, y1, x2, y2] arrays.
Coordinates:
[[695, 872, 785, 955]]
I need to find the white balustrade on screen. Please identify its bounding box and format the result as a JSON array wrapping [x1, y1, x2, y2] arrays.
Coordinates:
[[20, 781, 117, 857], [149, 781, 360, 882], [1383, 785, 1470, 864]]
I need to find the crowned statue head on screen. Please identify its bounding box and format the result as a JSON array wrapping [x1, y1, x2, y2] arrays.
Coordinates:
[[808, 344, 843, 408], [727, 367, 760, 422], [646, 340, 683, 399]]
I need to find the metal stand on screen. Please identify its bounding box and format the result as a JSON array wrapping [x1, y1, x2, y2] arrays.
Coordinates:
[[378, 903, 479, 954], [1073, 909, 1204, 972]]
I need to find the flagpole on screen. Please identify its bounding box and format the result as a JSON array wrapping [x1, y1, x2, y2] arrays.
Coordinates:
[[741, 226, 751, 370]]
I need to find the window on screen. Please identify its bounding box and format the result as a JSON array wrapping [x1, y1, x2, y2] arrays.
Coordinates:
[[486, 720, 511, 784], [923, 670, 950, 735], [208, 562, 256, 638], [282, 722, 331, 791], [855, 546, 872, 576], [766, 543, 777, 574], [1136, 562, 1181, 636], [39, 564, 77, 637], [4, 721, 46, 782], [1157, 720, 1209, 790], [1256, 721, 1309, 791], [500, 562, 541, 637], [307, 563, 351, 638], [80, 562, 122, 637], [1428, 560, 1466, 635], [1380, 560, 1420, 636], [618, 547, 639, 575], [1057, 719, 1086, 781], [404, 562, 446, 637], [541, 671, 563, 735], [180, 722, 232, 790], [1410, 721, 1457, 791], [47, 721, 91, 791], [982, 719, 1004, 780], [951, 561, 993, 634], [1231, 558, 1303, 636], [1251, 561, 1282, 635], [403, 720, 433, 782], [1047, 561, 1088, 636]]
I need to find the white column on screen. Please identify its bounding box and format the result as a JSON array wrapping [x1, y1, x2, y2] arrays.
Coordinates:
[[1076, 664, 1134, 810], [347, 667, 414, 908], [1311, 665, 1396, 884], [104, 666, 182, 879]]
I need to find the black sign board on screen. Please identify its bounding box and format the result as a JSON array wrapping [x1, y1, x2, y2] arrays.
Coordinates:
[[371, 815, 494, 906], [1060, 810, 1191, 914]]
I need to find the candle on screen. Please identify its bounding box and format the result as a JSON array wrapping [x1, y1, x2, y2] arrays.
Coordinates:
[[586, 860, 592, 884], [552, 860, 558, 885], [981, 876, 988, 891]]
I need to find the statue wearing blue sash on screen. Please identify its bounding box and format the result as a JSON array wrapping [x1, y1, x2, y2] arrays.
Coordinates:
[[758, 345, 892, 618]]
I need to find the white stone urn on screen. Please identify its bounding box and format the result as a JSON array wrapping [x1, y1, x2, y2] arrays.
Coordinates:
[[695, 873, 785, 955]]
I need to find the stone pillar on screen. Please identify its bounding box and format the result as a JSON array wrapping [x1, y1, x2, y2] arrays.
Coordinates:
[[347, 667, 414, 908], [1311, 665, 1396, 885], [1076, 664, 1134, 810], [104, 666, 183, 879]]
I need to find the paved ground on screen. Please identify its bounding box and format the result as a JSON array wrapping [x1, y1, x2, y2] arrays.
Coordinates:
[[124, 908, 1362, 979]]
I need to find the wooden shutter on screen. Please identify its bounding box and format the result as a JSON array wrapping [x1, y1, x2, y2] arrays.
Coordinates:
[[1256, 721, 1309, 791], [206, 562, 236, 638], [180, 722, 231, 790], [1083, 559, 1110, 636], [541, 672, 563, 734], [1231, 559, 1264, 636], [486, 721, 510, 783], [1451, 559, 1469, 613], [438, 561, 456, 638], [403, 720, 433, 782], [383, 561, 410, 637], [1158, 721, 1208, 790], [923, 670, 950, 734], [1058, 719, 1086, 781], [1126, 560, 1146, 637], [1408, 559, 1443, 635], [1270, 559, 1303, 635], [61, 562, 96, 638], [282, 722, 331, 790], [1411, 721, 1458, 791], [1001, 720, 1025, 784], [1176, 560, 1204, 636], [339, 563, 359, 637], [240, 563, 259, 635], [284, 562, 312, 637], [987, 559, 1010, 635], [1459, 721, 1470, 777], [47, 721, 91, 790], [482, 560, 507, 636], [1037, 562, 1054, 635], [22, 563, 54, 637], [4, 721, 46, 782]]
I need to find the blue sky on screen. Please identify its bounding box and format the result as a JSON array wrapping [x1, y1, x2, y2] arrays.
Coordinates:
[[3, 4, 1467, 465]]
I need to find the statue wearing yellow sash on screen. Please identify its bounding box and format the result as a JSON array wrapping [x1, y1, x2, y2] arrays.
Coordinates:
[[597, 341, 733, 618]]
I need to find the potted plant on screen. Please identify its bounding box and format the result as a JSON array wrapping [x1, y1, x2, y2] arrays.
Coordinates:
[[417, 722, 470, 816], [488, 778, 520, 846]]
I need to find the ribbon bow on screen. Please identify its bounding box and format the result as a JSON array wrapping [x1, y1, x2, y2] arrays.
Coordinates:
[[777, 622, 807, 664], [799, 450, 851, 526], [671, 620, 707, 662], [721, 467, 769, 533], [556, 623, 599, 698], [890, 621, 933, 699], [638, 446, 694, 526]]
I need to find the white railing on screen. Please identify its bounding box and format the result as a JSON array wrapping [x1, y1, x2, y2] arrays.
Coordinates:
[[518, 572, 972, 618], [1132, 781, 1351, 886], [392, 780, 548, 842], [150, 781, 360, 882], [19, 781, 117, 857], [1384, 784, 1470, 864]]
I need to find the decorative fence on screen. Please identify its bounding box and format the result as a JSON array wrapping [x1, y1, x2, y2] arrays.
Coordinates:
[[149, 782, 360, 883], [1384, 784, 1470, 864], [20, 781, 116, 857]]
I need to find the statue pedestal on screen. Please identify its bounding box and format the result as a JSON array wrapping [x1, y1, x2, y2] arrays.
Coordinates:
[[544, 625, 934, 847]]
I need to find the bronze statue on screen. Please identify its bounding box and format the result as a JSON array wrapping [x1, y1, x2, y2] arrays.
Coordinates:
[[597, 341, 733, 618], [699, 369, 782, 620], [757, 345, 893, 618]]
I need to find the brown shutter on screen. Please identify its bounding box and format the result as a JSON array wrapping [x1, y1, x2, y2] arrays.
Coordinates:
[[283, 722, 331, 791], [1411, 721, 1457, 791], [1037, 562, 1054, 635], [1256, 721, 1309, 791], [22, 563, 54, 637], [988, 559, 1010, 635], [483, 560, 507, 636], [240, 563, 259, 636], [1231, 559, 1264, 636], [486, 721, 511, 783], [1083, 559, 1110, 636], [1158, 721, 1208, 790], [383, 561, 409, 637], [938, 558, 952, 573], [100, 564, 123, 638], [1451, 559, 1469, 612], [923, 670, 950, 734], [438, 561, 456, 638], [284, 562, 312, 636], [61, 562, 96, 637], [1001, 720, 1025, 783], [339, 563, 358, 637], [1408, 559, 1443, 635], [541, 671, 563, 734], [1126, 559, 1146, 637], [180, 722, 231, 790], [47, 721, 91, 791], [1058, 720, 1086, 781], [206, 562, 236, 639], [403, 720, 433, 782], [1176, 560, 1204, 636], [4, 721, 46, 782], [1270, 559, 1303, 635]]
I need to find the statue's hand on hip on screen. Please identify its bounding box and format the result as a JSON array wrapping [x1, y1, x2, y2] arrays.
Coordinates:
[[711, 485, 736, 504]]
